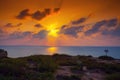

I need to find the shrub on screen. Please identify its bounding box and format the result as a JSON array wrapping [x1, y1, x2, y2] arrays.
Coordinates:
[[98, 56, 114, 60], [56, 75, 81, 80], [105, 73, 120, 80]]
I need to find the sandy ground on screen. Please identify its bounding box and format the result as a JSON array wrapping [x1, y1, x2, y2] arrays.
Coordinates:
[[55, 66, 105, 80], [55, 66, 73, 76], [81, 72, 104, 80]]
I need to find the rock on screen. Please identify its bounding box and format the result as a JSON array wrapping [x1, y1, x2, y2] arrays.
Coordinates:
[[0, 49, 8, 58]]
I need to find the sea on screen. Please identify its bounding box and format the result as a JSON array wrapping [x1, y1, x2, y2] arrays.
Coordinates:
[[0, 46, 120, 59]]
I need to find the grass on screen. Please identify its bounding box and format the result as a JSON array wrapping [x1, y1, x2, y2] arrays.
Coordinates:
[[0, 54, 120, 80]]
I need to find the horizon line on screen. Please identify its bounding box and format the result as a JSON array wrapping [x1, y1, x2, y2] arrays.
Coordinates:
[[0, 45, 120, 47]]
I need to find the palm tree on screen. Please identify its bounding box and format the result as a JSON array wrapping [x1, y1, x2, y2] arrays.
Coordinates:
[[104, 49, 109, 56]]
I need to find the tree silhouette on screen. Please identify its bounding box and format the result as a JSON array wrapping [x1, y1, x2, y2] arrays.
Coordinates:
[[104, 49, 109, 56]]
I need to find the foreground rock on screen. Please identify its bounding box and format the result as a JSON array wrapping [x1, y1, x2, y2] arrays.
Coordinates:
[[0, 49, 8, 58]]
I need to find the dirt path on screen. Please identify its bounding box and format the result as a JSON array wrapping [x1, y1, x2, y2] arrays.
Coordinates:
[[55, 66, 105, 80], [81, 72, 104, 80], [55, 66, 72, 76]]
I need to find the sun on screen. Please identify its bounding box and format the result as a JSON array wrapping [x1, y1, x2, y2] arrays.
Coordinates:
[[47, 24, 59, 37], [48, 29, 59, 37], [46, 23, 59, 46]]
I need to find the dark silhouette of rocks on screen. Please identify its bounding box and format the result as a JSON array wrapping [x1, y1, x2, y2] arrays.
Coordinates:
[[0, 49, 8, 58]]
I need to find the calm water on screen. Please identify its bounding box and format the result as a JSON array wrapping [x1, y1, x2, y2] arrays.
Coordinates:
[[0, 46, 120, 59]]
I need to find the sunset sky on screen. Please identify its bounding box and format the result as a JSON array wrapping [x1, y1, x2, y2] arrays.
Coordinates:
[[0, 0, 120, 46]]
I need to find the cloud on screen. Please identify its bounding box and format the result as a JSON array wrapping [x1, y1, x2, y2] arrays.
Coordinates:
[[102, 25, 120, 37], [72, 14, 91, 25], [59, 16, 91, 37], [9, 31, 32, 39], [16, 23, 22, 26], [54, 8, 60, 13], [34, 24, 42, 28], [61, 25, 67, 29], [85, 18, 118, 36], [9, 32, 24, 39], [22, 31, 32, 37], [4, 23, 13, 27], [31, 8, 51, 20], [16, 8, 60, 20], [16, 9, 30, 19], [0, 29, 9, 40], [0, 29, 48, 40], [4, 23, 22, 27], [0, 29, 3, 33], [60, 17, 119, 38], [106, 18, 118, 27], [31, 11, 46, 20], [85, 20, 107, 35], [60, 25, 84, 37], [72, 18, 87, 25], [44, 8, 51, 15], [33, 30, 48, 39], [0, 29, 4, 37]]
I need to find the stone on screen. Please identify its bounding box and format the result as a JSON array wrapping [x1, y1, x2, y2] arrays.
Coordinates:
[[0, 49, 8, 58]]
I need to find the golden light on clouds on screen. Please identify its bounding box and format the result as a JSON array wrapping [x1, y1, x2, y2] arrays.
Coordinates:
[[0, 0, 120, 46], [46, 23, 60, 46], [47, 23, 59, 37]]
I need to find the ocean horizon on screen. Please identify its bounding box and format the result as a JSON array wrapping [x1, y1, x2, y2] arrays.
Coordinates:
[[0, 46, 120, 59]]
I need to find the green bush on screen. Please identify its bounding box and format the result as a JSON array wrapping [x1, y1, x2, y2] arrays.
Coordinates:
[[105, 73, 120, 80]]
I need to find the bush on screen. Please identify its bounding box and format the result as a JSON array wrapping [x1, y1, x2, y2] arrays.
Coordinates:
[[52, 54, 77, 66], [0, 63, 26, 77], [0, 75, 14, 80], [56, 75, 81, 80], [25, 71, 55, 80], [98, 56, 114, 60], [0, 55, 58, 80], [105, 73, 120, 80], [70, 75, 82, 80]]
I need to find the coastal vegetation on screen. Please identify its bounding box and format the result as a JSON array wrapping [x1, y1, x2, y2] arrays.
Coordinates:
[[0, 50, 120, 80], [0, 55, 57, 80]]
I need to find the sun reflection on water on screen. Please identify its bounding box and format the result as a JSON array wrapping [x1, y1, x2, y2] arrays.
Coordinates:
[[47, 47, 58, 55]]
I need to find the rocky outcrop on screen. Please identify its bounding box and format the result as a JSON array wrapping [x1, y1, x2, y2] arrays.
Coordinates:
[[0, 49, 8, 58]]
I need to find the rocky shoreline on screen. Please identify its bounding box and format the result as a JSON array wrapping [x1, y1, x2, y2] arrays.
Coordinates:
[[0, 49, 120, 80]]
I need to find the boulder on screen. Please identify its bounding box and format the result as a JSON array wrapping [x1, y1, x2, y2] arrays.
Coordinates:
[[0, 49, 8, 58]]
